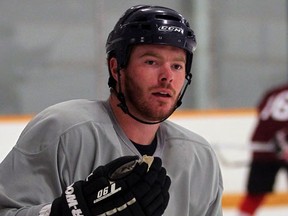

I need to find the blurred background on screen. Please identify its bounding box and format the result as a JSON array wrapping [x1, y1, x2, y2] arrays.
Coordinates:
[[0, 0, 287, 115], [1, 1, 288, 214]]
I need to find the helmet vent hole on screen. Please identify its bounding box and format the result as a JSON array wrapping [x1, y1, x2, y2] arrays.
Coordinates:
[[187, 31, 193, 36], [129, 23, 151, 30], [141, 24, 152, 30], [134, 16, 148, 22], [155, 15, 181, 22]]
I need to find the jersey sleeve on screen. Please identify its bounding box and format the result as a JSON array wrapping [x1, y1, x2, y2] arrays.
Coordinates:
[[0, 102, 87, 215], [252, 86, 288, 142], [0, 143, 60, 215], [0, 100, 133, 216]]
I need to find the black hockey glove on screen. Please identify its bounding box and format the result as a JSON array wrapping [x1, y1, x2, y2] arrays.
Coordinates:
[[273, 131, 288, 162], [50, 155, 171, 216]]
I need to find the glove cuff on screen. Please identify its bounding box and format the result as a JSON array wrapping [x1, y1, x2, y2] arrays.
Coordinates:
[[50, 181, 92, 216]]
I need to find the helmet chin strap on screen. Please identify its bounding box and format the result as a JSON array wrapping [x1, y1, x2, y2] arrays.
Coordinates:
[[115, 67, 192, 125]]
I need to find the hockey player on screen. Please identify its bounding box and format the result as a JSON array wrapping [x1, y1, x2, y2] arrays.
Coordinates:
[[238, 83, 288, 215], [0, 5, 223, 216]]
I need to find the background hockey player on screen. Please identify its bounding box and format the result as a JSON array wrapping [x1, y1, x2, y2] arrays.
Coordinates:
[[238, 83, 288, 216]]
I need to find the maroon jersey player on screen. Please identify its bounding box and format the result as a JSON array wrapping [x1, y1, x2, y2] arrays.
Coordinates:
[[238, 83, 288, 216]]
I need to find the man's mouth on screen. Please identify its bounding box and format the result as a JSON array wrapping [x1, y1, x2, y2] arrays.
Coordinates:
[[152, 91, 172, 98]]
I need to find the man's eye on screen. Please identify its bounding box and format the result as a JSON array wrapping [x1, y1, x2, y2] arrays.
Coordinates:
[[145, 60, 155, 65], [172, 64, 184, 70]]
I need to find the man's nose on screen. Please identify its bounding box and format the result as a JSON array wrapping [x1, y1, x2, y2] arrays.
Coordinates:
[[159, 64, 173, 83]]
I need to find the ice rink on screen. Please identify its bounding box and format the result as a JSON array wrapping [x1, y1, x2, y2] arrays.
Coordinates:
[[223, 206, 288, 216]]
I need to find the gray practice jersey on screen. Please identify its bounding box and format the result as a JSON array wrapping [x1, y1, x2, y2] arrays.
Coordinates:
[[0, 99, 223, 216]]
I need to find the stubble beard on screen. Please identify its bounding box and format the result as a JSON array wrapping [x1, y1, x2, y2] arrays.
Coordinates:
[[124, 78, 178, 121]]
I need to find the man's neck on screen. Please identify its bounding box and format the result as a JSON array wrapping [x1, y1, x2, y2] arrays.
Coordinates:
[[109, 94, 159, 145]]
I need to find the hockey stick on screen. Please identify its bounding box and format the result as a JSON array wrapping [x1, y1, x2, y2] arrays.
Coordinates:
[[213, 142, 276, 152], [212, 142, 276, 167]]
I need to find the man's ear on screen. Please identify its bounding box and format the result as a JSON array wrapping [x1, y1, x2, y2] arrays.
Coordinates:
[[109, 57, 119, 81]]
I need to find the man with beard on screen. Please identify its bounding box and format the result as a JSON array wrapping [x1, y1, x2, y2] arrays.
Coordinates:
[[0, 5, 223, 216]]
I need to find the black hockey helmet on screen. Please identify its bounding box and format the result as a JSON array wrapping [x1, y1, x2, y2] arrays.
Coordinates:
[[106, 4, 197, 88]]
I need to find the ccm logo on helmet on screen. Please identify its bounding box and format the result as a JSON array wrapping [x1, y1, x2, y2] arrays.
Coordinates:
[[158, 26, 184, 34]]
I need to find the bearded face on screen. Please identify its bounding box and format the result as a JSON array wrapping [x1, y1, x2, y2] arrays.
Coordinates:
[[120, 44, 186, 122]]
